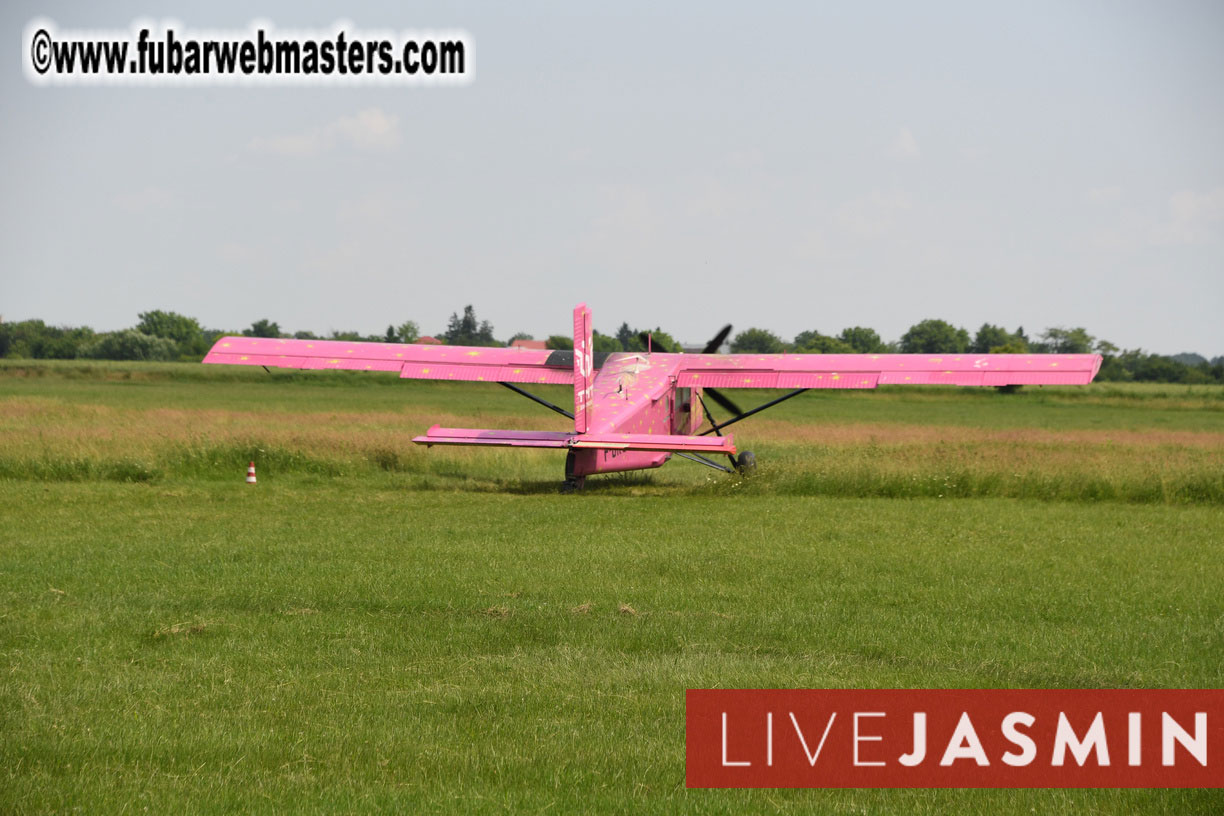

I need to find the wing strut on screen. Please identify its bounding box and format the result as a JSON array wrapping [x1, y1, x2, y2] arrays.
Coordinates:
[[499, 382, 574, 420], [698, 388, 809, 436], [673, 451, 734, 473], [695, 391, 740, 471]]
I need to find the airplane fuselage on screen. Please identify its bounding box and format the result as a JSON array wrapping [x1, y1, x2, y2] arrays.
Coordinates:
[[568, 351, 700, 478]]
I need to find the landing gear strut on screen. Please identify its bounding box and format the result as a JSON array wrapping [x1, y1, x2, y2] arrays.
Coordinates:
[[562, 451, 586, 492]]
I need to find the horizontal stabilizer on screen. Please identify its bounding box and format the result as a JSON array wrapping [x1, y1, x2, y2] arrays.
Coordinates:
[[412, 426, 736, 454], [412, 427, 572, 448], [571, 432, 736, 454]]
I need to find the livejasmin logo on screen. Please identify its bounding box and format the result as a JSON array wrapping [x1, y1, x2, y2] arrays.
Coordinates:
[[685, 690, 1223, 788]]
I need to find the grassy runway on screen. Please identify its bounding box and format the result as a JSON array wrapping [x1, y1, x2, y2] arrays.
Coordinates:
[[2, 362, 1222, 813]]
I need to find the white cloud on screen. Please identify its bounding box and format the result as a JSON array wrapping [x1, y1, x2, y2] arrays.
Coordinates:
[[887, 127, 920, 160], [248, 108, 401, 157], [1090, 187, 1224, 250], [1087, 186, 1123, 203], [835, 190, 913, 237], [1149, 188, 1224, 246], [113, 186, 175, 212]]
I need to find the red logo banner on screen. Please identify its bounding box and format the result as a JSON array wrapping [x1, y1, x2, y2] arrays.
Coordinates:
[[686, 689, 1223, 788]]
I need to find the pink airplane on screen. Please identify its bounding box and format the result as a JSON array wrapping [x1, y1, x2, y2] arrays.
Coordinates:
[[204, 303, 1102, 489]]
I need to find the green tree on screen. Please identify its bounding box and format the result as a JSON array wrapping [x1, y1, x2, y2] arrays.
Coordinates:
[[615, 322, 635, 351], [972, 323, 1017, 354], [442, 305, 501, 346], [507, 331, 533, 344], [795, 333, 855, 354], [545, 335, 573, 350], [592, 330, 621, 353], [136, 310, 206, 355], [243, 319, 282, 339], [731, 328, 785, 354], [837, 326, 886, 353], [396, 321, 420, 344], [81, 330, 178, 361], [989, 339, 1029, 354], [899, 319, 970, 354], [616, 327, 680, 353], [1040, 327, 1094, 354], [643, 328, 680, 353], [0, 320, 96, 359], [792, 330, 823, 350]]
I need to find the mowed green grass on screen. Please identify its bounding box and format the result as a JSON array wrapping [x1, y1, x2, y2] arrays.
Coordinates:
[[2, 362, 1222, 814]]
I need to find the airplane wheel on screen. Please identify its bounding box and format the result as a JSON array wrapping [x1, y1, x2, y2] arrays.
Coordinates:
[[735, 451, 756, 474]]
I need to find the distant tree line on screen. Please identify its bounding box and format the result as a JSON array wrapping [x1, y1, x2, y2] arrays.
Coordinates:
[[2, 306, 1220, 384], [726, 321, 1224, 384]]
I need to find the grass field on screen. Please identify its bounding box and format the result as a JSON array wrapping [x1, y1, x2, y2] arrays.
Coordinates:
[[2, 361, 1222, 813]]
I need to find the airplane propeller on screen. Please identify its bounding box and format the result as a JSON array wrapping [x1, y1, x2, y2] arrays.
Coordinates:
[[700, 324, 732, 355], [697, 323, 743, 417], [702, 386, 743, 418]]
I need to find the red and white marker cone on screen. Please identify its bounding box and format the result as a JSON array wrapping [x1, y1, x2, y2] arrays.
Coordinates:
[[246, 461, 257, 484]]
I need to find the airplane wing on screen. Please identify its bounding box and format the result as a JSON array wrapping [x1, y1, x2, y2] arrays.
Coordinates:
[[203, 336, 592, 385], [671, 352, 1102, 389]]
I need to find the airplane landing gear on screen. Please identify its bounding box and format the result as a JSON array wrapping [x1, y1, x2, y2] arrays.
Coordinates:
[[562, 451, 586, 492]]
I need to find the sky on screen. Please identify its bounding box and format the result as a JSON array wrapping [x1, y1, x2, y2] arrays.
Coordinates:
[[2, 1, 1222, 354]]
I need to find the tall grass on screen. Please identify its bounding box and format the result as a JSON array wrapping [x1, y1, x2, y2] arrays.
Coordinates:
[[2, 361, 1221, 503]]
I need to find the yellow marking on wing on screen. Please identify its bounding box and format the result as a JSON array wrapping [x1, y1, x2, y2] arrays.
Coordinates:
[[221, 342, 232, 347], [422, 368, 430, 374], [831, 374, 840, 380], [306, 344, 314, 348], [466, 351, 481, 356], [239, 356, 249, 361], [1050, 362, 1059, 367], [328, 359, 339, 364]]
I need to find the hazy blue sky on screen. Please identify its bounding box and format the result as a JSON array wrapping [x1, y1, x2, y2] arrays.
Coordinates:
[[3, 1, 1221, 353]]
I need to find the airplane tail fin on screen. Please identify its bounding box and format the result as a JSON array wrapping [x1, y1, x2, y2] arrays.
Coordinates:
[[573, 303, 594, 433]]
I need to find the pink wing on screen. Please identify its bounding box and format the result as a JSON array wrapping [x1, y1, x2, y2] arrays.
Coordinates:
[[672, 353, 1102, 389], [203, 336, 574, 385]]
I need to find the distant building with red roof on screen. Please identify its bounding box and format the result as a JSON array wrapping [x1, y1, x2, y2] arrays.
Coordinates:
[[510, 339, 548, 350], [416, 336, 443, 345]]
